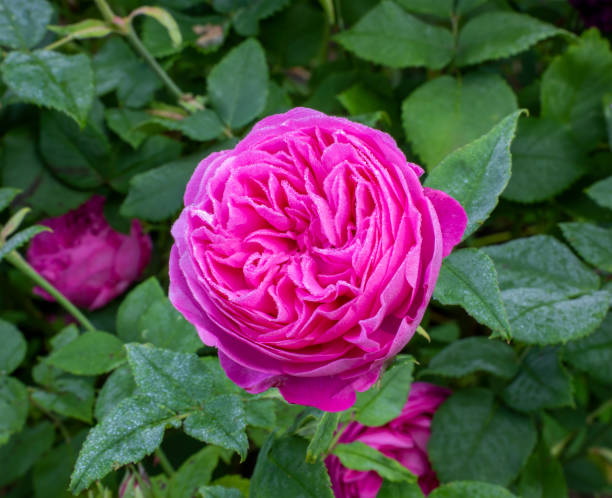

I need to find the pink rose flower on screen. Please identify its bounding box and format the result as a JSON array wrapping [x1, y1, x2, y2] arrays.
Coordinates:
[[326, 382, 450, 497], [169, 108, 466, 411], [27, 195, 152, 311]]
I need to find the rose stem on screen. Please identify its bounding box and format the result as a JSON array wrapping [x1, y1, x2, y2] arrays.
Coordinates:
[[6, 251, 97, 333]]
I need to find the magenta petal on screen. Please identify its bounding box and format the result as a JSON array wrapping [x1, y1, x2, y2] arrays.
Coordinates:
[[278, 374, 357, 412], [424, 188, 468, 257]]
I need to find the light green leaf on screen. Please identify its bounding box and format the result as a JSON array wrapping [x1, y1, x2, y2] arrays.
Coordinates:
[[1, 51, 94, 127], [208, 38, 268, 129], [503, 347, 573, 412], [306, 412, 342, 462], [586, 175, 612, 210], [433, 249, 511, 337], [333, 442, 416, 483], [456, 12, 567, 66], [94, 365, 136, 422], [565, 313, 612, 384], [0, 226, 50, 263], [184, 394, 248, 460], [560, 222, 612, 272], [354, 356, 414, 427], [394, 0, 453, 17], [0, 188, 20, 212], [153, 110, 225, 141], [121, 154, 199, 222], [0, 376, 28, 446], [402, 73, 517, 168], [199, 486, 243, 498], [105, 108, 150, 149], [244, 398, 277, 430], [69, 395, 179, 494], [517, 443, 568, 498], [334, 1, 453, 70], [503, 118, 586, 203], [116, 277, 165, 342], [129, 7, 182, 47], [425, 111, 522, 239], [209, 475, 249, 497], [541, 29, 612, 149], [46, 331, 125, 375], [429, 481, 518, 498], [48, 19, 112, 40], [0, 319, 26, 375], [250, 435, 334, 498], [168, 446, 221, 498], [429, 388, 536, 485], [421, 337, 518, 379], [0, 0, 53, 49], [0, 422, 55, 486]]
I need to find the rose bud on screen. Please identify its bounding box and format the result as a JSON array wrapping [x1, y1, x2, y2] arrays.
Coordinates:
[[27, 195, 152, 311], [326, 382, 450, 497], [169, 108, 466, 411]]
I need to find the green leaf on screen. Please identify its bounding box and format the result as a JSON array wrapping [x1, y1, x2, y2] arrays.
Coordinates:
[[168, 446, 221, 498], [0, 422, 55, 486], [425, 111, 522, 239], [250, 435, 333, 498], [456, 12, 567, 66], [0, 0, 53, 49], [0, 187, 20, 212], [0, 319, 26, 375], [586, 175, 612, 210], [121, 154, 199, 222], [210, 475, 249, 496], [541, 29, 612, 149], [332, 441, 416, 483], [402, 73, 517, 168], [138, 299, 202, 353], [433, 249, 511, 337], [199, 486, 243, 498], [46, 330, 125, 375], [394, 0, 453, 17], [105, 108, 149, 149], [377, 481, 425, 498], [517, 443, 568, 498], [31, 378, 95, 423], [503, 347, 573, 412], [208, 38, 268, 129], [421, 337, 518, 379], [69, 395, 179, 494], [565, 313, 612, 384], [244, 398, 277, 430], [354, 356, 414, 427], [483, 235, 599, 295], [39, 107, 110, 189], [502, 118, 586, 203], [153, 110, 225, 141], [117, 277, 165, 342], [0, 225, 50, 263], [1, 51, 94, 127], [429, 388, 536, 485], [232, 0, 291, 36], [0, 376, 28, 446], [1, 130, 88, 216], [183, 394, 248, 460], [129, 7, 182, 47], [429, 481, 518, 498], [306, 412, 342, 462], [48, 19, 113, 40], [334, 1, 453, 70], [560, 222, 612, 272], [94, 365, 136, 421]]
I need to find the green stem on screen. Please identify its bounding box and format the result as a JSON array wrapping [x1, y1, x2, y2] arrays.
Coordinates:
[[44, 36, 75, 51], [93, 0, 115, 24], [6, 252, 96, 333], [154, 447, 175, 476]]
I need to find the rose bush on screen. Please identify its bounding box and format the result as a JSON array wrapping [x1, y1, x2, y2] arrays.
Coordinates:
[[326, 382, 450, 496], [169, 107, 467, 411], [27, 195, 152, 311]]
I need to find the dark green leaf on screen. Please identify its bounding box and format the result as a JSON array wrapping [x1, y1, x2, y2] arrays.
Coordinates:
[[354, 356, 414, 427], [517, 443, 568, 498], [116, 277, 165, 342], [105, 108, 149, 149], [0, 0, 53, 49], [560, 222, 612, 272], [0, 187, 20, 212], [503, 118, 586, 203], [153, 110, 225, 141], [33, 434, 86, 498], [456, 12, 567, 66], [244, 398, 277, 430], [586, 175, 612, 210], [31, 376, 95, 423], [425, 111, 522, 238], [0, 319, 26, 375], [208, 38, 268, 129], [565, 313, 612, 384], [394, 0, 453, 17], [1, 51, 94, 127], [231, 0, 291, 36], [199, 485, 243, 498], [429, 388, 536, 485], [334, 1, 453, 70], [94, 365, 136, 422], [306, 412, 342, 462], [429, 481, 518, 498], [402, 73, 517, 168], [422, 337, 518, 379], [332, 441, 416, 483], [377, 481, 425, 498], [46, 330, 125, 375], [168, 446, 221, 498], [433, 249, 511, 337], [250, 435, 333, 498], [0, 376, 28, 445], [503, 347, 573, 412]]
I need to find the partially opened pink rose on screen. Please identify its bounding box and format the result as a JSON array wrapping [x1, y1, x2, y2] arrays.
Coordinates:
[[169, 108, 466, 411], [326, 382, 450, 497], [27, 195, 152, 311]]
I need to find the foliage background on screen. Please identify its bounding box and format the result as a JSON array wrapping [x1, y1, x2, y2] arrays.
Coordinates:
[[1, 0, 612, 497]]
